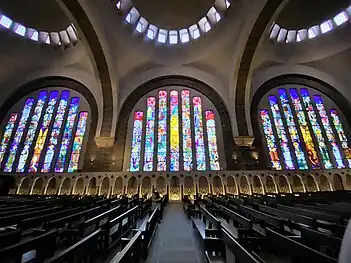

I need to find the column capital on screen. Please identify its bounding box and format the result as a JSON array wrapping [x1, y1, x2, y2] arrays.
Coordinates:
[[234, 136, 255, 147], [95, 137, 115, 148]]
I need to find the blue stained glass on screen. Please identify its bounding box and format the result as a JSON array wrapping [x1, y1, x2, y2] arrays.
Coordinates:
[[193, 97, 206, 171], [130, 111, 144, 171], [205, 110, 220, 170], [157, 90, 167, 171], [55, 97, 80, 172], [268, 95, 295, 170], [182, 90, 193, 171], [16, 91, 48, 172], [143, 97, 156, 171], [4, 98, 35, 172], [0, 113, 18, 165]]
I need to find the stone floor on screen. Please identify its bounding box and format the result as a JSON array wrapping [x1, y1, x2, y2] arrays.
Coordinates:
[[146, 202, 207, 263]]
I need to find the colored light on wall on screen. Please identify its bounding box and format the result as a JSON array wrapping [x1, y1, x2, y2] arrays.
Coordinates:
[[4, 98, 35, 172], [41, 90, 70, 172], [268, 95, 295, 169], [182, 90, 193, 171], [55, 97, 80, 172], [278, 89, 308, 170], [129, 111, 144, 171], [205, 110, 220, 170], [16, 91, 48, 172], [68, 112, 89, 172], [143, 97, 156, 171], [260, 109, 282, 170], [300, 89, 333, 169], [193, 97, 206, 171], [0, 113, 18, 165], [330, 109, 351, 168], [29, 91, 59, 172], [314, 95, 345, 168], [289, 89, 320, 169], [157, 90, 167, 171], [170, 90, 179, 171]]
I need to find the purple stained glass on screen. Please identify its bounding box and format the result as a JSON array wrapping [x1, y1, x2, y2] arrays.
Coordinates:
[[143, 97, 156, 171], [205, 110, 220, 171], [0, 113, 18, 165], [182, 90, 193, 171], [193, 97, 206, 171], [157, 90, 167, 171]]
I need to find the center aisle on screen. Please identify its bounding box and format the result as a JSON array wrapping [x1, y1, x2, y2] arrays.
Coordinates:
[[146, 202, 207, 263]]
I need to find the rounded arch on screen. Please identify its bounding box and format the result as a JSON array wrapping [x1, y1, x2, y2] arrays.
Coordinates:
[[184, 176, 195, 198], [346, 174, 351, 190], [73, 177, 84, 195], [45, 178, 57, 195], [127, 177, 138, 197], [59, 177, 71, 195], [306, 175, 319, 192], [198, 176, 209, 196], [113, 177, 124, 196], [226, 175, 238, 195], [31, 178, 44, 195], [114, 76, 235, 171], [292, 175, 305, 193], [156, 176, 166, 196], [87, 177, 97, 196], [278, 175, 291, 193], [170, 176, 180, 201], [18, 177, 31, 195], [141, 176, 152, 198], [333, 174, 344, 191], [320, 174, 332, 192], [213, 176, 224, 196], [266, 175, 277, 193], [239, 176, 251, 195], [252, 175, 264, 194], [100, 177, 110, 196]]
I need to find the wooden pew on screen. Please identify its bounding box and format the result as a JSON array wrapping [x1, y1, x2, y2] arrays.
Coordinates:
[[239, 205, 283, 230], [141, 206, 160, 259], [108, 231, 142, 263], [0, 229, 21, 249]]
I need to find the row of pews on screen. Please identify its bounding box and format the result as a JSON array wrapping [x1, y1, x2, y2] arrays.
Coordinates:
[[0, 194, 168, 263], [183, 191, 351, 263]]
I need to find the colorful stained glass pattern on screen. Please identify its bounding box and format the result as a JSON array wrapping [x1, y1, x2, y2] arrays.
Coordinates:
[[16, 91, 48, 172], [278, 89, 308, 170], [157, 90, 167, 171], [330, 109, 351, 168], [205, 111, 220, 170], [4, 98, 35, 172], [143, 97, 156, 171], [29, 91, 59, 172], [289, 89, 320, 169], [193, 97, 206, 171], [268, 96, 295, 169], [129, 111, 144, 171], [182, 90, 192, 171], [260, 109, 282, 170], [68, 112, 89, 172], [41, 91, 70, 172], [54, 97, 80, 172], [170, 91, 179, 171], [300, 89, 333, 169], [0, 113, 18, 165], [314, 95, 345, 168]]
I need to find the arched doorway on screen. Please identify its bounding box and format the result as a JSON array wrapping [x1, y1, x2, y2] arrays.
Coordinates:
[[184, 176, 195, 198], [198, 176, 209, 197], [306, 175, 318, 192], [59, 178, 71, 195], [100, 177, 110, 196], [141, 176, 152, 198], [127, 177, 138, 197], [240, 176, 251, 195], [31, 178, 44, 195], [73, 178, 84, 195], [46, 178, 57, 195], [266, 176, 277, 193], [278, 175, 290, 193], [252, 176, 264, 194], [170, 176, 180, 200], [333, 174, 344, 191], [113, 177, 124, 196], [156, 176, 166, 196], [226, 176, 237, 194], [320, 175, 331, 191], [18, 178, 30, 195], [87, 177, 97, 196], [213, 176, 223, 196], [292, 175, 305, 193]]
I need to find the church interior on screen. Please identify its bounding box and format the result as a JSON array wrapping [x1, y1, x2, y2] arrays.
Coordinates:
[[1, 0, 351, 262]]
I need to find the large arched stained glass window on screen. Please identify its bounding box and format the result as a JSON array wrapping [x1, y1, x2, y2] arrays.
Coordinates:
[[259, 87, 351, 170], [127, 89, 222, 172], [0, 89, 90, 173]]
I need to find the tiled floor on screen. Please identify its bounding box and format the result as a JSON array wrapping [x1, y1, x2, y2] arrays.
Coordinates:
[[146, 202, 207, 263]]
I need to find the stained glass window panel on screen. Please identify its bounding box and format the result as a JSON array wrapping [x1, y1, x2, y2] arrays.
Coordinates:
[[260, 109, 282, 170], [314, 95, 345, 168], [157, 90, 167, 171], [289, 89, 320, 169], [330, 109, 351, 168], [41, 91, 70, 172], [0, 113, 18, 165], [205, 110, 220, 170], [193, 97, 206, 171], [29, 91, 59, 172], [278, 89, 308, 170], [68, 112, 89, 172], [54, 97, 80, 172], [170, 90, 179, 171], [300, 89, 333, 169], [16, 91, 48, 172], [268, 96, 295, 169], [143, 97, 156, 171], [182, 90, 192, 171], [4, 98, 35, 172], [129, 111, 144, 171]]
